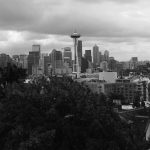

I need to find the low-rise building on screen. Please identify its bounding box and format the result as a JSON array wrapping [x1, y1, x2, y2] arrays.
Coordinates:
[[99, 71, 117, 83], [104, 82, 136, 104]]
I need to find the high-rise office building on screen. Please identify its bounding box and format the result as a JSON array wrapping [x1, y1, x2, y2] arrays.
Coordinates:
[[81, 57, 89, 73], [104, 50, 109, 62], [28, 51, 40, 75], [129, 57, 138, 69], [77, 40, 82, 58], [44, 55, 51, 76], [63, 47, 72, 68], [20, 55, 28, 69], [84, 50, 92, 62], [0, 53, 12, 68], [99, 51, 103, 63], [77, 40, 82, 68], [93, 44, 99, 67], [32, 45, 40, 52], [51, 49, 63, 73], [131, 57, 138, 62], [28, 46, 40, 75], [63, 47, 72, 60], [39, 53, 48, 74]]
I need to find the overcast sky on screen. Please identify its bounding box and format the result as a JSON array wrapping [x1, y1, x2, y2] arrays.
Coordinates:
[[1, 0, 150, 61]]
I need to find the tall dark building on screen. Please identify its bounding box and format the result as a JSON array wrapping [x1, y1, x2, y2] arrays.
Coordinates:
[[99, 51, 103, 63], [104, 50, 109, 62], [27, 45, 41, 75], [0, 53, 12, 68], [28, 51, 40, 75], [44, 55, 51, 76], [93, 45, 99, 67], [77, 40, 82, 58], [81, 57, 88, 73], [84, 50, 92, 62], [51, 49, 63, 71], [77, 40, 82, 66]]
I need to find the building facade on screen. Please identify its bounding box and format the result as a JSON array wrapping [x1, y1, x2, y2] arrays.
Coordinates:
[[0, 54, 12, 68], [84, 50, 92, 62], [77, 40, 82, 68], [104, 82, 137, 104], [32, 45, 40, 52], [104, 50, 109, 62], [51, 49, 63, 74], [93, 45, 99, 67], [63, 47, 72, 68], [28, 51, 40, 75]]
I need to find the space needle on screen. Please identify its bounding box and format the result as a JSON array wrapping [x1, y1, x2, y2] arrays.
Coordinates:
[[70, 31, 81, 77]]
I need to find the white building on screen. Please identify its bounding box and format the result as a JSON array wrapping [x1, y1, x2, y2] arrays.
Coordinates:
[[99, 71, 117, 83]]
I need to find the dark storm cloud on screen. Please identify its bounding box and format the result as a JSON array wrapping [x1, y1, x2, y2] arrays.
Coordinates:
[[1, 0, 150, 61], [0, 0, 41, 30], [0, 0, 149, 40]]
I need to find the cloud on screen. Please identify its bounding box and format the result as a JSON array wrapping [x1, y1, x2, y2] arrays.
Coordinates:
[[76, 0, 139, 4], [0, 0, 149, 39], [0, 0, 150, 60]]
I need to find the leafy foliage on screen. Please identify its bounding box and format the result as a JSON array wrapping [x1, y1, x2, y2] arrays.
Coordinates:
[[0, 63, 27, 85], [0, 69, 149, 149]]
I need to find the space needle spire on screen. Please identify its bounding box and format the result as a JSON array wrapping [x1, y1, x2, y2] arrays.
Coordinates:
[[70, 30, 81, 78]]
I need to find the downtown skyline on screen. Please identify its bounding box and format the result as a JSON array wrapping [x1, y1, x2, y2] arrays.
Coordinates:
[[0, 0, 150, 61]]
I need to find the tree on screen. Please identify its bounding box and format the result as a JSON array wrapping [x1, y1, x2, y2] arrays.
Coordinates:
[[0, 75, 148, 150], [0, 63, 27, 85]]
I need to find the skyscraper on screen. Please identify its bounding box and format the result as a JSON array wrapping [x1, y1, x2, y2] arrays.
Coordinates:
[[99, 51, 103, 63], [81, 57, 88, 73], [44, 55, 51, 76], [77, 40, 82, 68], [130, 57, 138, 69], [84, 50, 92, 62], [39, 53, 48, 74], [20, 55, 28, 69], [28, 51, 40, 75], [51, 49, 63, 73], [63, 47, 72, 68], [93, 44, 99, 67], [63, 47, 72, 60], [27, 45, 40, 75], [104, 50, 109, 62], [0, 54, 12, 68], [32, 45, 40, 52]]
